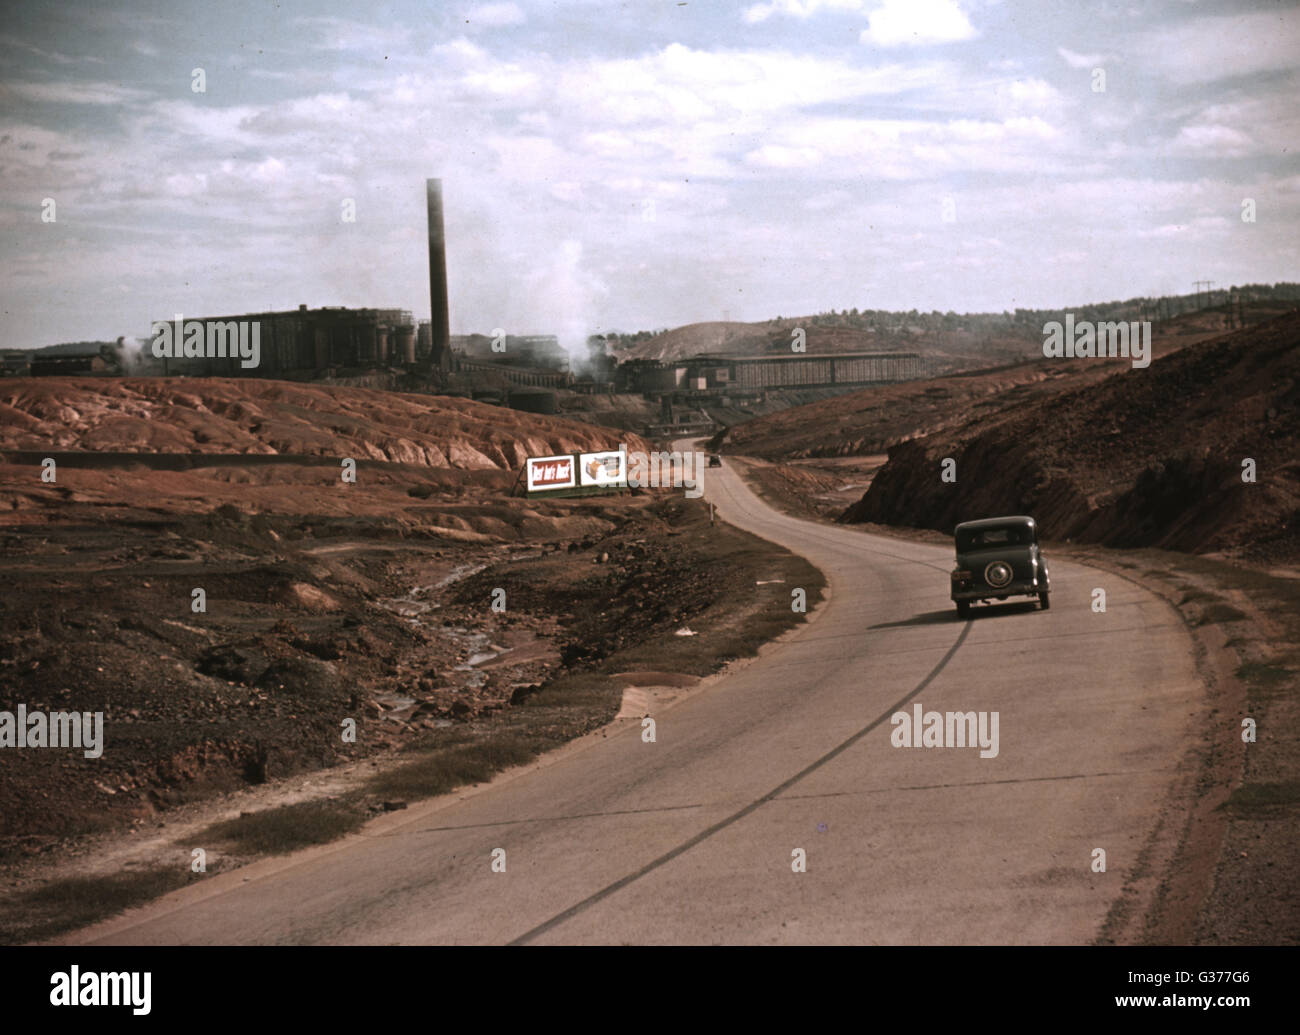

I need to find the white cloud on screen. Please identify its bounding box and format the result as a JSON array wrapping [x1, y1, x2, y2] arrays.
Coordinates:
[[462, 62, 540, 98], [564, 44, 953, 126], [293, 16, 409, 54], [162, 172, 208, 198], [1171, 123, 1254, 157], [745, 114, 1065, 179], [1142, 8, 1300, 83], [743, 0, 865, 25], [4, 7, 1297, 345], [992, 77, 1065, 116], [466, 3, 526, 29], [249, 157, 289, 184], [861, 0, 975, 47], [1057, 46, 1107, 69], [1163, 94, 1298, 159], [434, 37, 489, 64], [745, 144, 825, 169]]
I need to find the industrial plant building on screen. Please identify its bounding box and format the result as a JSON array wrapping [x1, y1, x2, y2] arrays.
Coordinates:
[[142, 306, 436, 378], [141, 179, 457, 379], [618, 350, 925, 394], [451, 334, 571, 370]]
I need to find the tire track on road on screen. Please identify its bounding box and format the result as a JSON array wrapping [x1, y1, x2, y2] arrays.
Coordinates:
[[510, 621, 971, 944]]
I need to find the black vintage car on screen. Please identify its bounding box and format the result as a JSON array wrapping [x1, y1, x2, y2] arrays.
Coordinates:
[[950, 515, 1050, 618]]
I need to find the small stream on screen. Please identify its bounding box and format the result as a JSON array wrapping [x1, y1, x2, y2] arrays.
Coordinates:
[[374, 561, 510, 714], [377, 562, 488, 621]]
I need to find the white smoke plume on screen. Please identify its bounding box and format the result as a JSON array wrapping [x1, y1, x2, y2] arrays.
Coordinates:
[[523, 238, 606, 375], [115, 335, 147, 374]]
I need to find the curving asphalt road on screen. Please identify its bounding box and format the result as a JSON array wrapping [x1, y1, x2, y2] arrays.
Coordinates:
[[67, 452, 1202, 945]]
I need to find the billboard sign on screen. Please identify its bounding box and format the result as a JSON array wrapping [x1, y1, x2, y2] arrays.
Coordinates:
[[526, 454, 575, 492], [579, 449, 627, 488]]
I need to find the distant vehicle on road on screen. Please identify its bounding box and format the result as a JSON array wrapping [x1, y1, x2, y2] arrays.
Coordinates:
[[708, 454, 722, 467], [950, 515, 1050, 619]]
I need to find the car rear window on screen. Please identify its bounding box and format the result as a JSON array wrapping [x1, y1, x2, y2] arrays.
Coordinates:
[[957, 526, 1028, 550]]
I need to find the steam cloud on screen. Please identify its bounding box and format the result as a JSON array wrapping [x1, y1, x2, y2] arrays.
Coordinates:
[[523, 238, 607, 376], [115, 335, 147, 374]]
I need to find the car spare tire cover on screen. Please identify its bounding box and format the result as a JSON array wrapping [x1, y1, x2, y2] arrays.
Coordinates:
[[984, 560, 1014, 588]]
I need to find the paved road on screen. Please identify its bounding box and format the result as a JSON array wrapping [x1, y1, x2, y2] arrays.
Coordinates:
[[69, 455, 1201, 944]]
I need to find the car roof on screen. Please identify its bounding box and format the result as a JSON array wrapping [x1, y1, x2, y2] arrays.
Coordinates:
[[953, 515, 1037, 533]]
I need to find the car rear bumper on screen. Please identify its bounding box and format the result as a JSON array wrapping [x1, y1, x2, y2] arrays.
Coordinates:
[[951, 578, 1046, 602]]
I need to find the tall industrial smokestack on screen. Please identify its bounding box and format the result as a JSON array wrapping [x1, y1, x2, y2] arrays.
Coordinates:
[[426, 178, 451, 372]]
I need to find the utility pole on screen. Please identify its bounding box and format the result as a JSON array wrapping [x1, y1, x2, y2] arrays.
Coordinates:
[[1193, 279, 1215, 310]]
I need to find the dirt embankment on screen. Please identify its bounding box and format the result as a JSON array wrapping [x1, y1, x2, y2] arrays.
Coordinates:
[[841, 311, 1300, 565], [0, 376, 654, 532], [719, 361, 1096, 460], [615, 317, 1042, 371], [0, 377, 646, 469], [714, 306, 1269, 464]]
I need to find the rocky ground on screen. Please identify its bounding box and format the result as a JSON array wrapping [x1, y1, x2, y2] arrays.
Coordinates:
[[0, 376, 642, 467], [0, 379, 821, 884]]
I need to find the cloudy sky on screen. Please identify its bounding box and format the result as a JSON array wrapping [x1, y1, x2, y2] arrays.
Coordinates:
[[1, 0, 1296, 349]]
